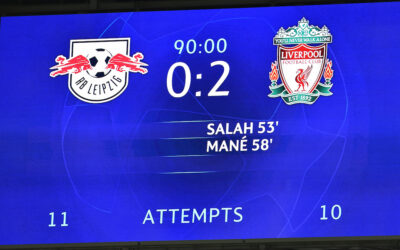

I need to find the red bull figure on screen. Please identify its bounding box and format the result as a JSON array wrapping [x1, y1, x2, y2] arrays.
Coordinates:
[[106, 52, 148, 74], [50, 55, 92, 77]]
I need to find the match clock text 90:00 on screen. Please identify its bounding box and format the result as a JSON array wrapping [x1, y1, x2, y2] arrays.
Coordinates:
[[174, 38, 227, 55]]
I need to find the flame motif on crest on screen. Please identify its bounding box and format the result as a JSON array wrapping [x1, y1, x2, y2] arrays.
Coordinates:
[[269, 61, 279, 82], [324, 60, 334, 80]]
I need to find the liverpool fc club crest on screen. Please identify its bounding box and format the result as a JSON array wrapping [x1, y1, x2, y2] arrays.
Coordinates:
[[268, 18, 334, 105]]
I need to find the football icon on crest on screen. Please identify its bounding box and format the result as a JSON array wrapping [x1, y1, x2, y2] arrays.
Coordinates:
[[86, 48, 113, 78], [268, 18, 333, 105], [50, 38, 148, 103]]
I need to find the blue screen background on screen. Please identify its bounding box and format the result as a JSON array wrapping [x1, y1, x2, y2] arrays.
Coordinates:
[[0, 2, 400, 245]]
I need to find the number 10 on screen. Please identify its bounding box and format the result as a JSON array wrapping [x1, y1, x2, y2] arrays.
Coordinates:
[[320, 205, 342, 220]]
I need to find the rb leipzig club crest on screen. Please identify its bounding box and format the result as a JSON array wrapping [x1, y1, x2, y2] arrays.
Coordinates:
[[268, 18, 334, 105], [50, 38, 148, 103]]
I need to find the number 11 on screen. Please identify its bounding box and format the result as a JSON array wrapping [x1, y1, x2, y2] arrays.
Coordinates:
[[48, 212, 68, 227]]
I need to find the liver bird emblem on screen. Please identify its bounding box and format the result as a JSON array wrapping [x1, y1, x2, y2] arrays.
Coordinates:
[[295, 65, 313, 91]]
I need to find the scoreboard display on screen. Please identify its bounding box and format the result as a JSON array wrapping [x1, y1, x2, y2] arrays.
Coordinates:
[[0, 1, 400, 246]]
